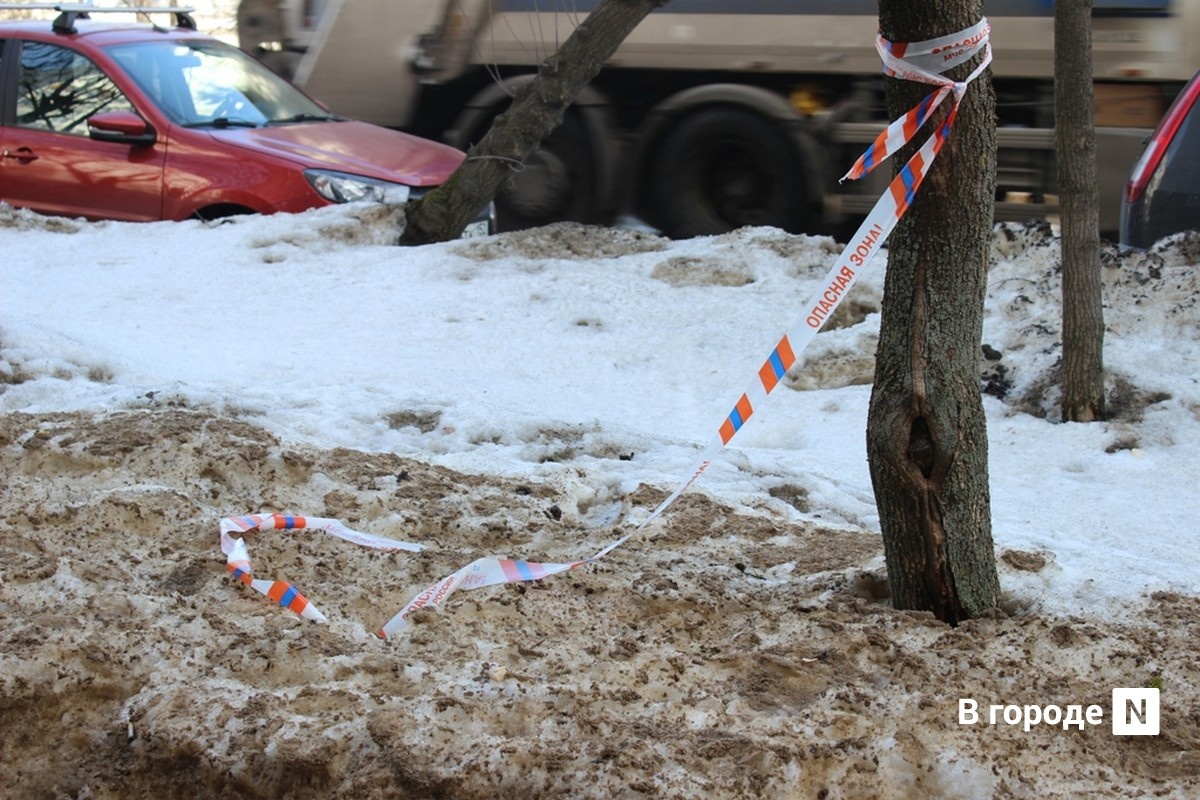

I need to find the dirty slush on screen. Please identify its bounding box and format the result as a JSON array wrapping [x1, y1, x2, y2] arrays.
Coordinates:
[[2, 218, 1199, 799], [0, 407, 1196, 798]]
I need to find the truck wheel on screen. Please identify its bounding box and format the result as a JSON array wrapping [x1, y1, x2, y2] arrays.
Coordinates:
[[650, 107, 819, 239], [492, 111, 599, 231]]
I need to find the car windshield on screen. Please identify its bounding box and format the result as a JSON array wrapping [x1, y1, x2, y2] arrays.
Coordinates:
[[105, 38, 332, 128]]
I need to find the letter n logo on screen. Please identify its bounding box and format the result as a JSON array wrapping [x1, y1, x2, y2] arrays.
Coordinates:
[[1112, 688, 1160, 735]]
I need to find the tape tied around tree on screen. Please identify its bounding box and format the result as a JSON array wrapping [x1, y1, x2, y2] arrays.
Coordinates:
[[218, 20, 992, 639]]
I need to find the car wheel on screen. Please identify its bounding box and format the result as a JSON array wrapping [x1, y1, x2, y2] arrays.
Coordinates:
[[193, 204, 255, 223], [649, 107, 821, 239]]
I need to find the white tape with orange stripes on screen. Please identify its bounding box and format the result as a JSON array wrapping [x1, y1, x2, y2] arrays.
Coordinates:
[[221, 20, 992, 639], [220, 513, 422, 624]]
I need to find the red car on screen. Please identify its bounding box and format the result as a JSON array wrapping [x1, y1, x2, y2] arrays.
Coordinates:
[[0, 6, 492, 233]]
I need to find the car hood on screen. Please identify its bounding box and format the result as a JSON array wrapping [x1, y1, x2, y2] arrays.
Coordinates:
[[210, 119, 466, 187]]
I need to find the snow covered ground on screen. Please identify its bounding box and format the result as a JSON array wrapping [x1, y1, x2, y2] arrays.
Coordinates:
[[2, 204, 1197, 798], [3, 204, 1197, 614]]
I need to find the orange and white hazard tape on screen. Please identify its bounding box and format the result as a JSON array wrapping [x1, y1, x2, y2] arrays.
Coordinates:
[[220, 20, 993, 639]]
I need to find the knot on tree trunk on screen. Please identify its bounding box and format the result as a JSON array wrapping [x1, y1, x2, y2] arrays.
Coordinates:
[[908, 415, 935, 479]]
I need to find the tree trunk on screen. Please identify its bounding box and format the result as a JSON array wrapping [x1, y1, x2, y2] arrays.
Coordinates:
[[400, 0, 667, 245], [1056, 0, 1106, 422], [868, 0, 1000, 624]]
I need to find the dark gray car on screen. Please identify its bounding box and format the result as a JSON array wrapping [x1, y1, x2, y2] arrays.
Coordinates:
[[1120, 69, 1200, 249]]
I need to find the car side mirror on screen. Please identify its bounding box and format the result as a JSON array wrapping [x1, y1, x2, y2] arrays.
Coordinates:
[[88, 111, 157, 147]]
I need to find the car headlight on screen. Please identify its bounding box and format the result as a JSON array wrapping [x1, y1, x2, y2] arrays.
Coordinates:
[[303, 169, 414, 204]]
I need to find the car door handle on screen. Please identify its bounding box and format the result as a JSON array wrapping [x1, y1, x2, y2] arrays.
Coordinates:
[[1, 147, 39, 162]]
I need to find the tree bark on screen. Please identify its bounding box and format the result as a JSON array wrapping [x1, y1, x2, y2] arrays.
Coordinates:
[[868, 0, 1000, 624], [1056, 0, 1106, 422], [400, 0, 667, 245]]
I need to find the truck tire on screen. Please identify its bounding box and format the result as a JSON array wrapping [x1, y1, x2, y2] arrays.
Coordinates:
[[649, 107, 820, 239], [491, 111, 600, 232]]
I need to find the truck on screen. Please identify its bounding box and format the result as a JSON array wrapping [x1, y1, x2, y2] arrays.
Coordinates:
[[236, 0, 1199, 238]]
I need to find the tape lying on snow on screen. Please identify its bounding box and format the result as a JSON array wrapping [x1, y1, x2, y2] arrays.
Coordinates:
[[219, 20, 992, 639], [220, 513, 423, 624]]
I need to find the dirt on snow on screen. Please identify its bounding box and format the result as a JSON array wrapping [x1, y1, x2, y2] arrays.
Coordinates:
[[0, 405, 1196, 799], [1, 218, 1199, 800]]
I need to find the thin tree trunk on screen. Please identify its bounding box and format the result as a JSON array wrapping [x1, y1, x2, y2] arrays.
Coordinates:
[[868, 0, 1000, 624], [1056, 0, 1106, 422], [400, 0, 667, 245]]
